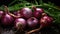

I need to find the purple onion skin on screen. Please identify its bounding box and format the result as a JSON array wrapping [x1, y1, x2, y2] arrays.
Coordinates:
[[1, 13, 14, 26], [40, 16, 53, 27], [33, 8, 44, 18], [0, 11, 4, 18], [20, 7, 32, 19], [14, 18, 26, 29], [27, 17, 38, 28]]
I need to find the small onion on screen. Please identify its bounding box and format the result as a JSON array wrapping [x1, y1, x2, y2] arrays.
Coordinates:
[[40, 15, 53, 27], [14, 18, 26, 29], [20, 7, 32, 19], [33, 7, 44, 18], [27, 17, 38, 28]]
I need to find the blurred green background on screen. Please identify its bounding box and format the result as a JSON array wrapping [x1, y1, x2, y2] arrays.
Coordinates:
[[0, 0, 60, 6]]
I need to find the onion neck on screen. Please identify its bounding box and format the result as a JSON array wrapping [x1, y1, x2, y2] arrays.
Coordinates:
[[17, 23, 23, 31], [32, 6, 36, 11], [4, 6, 21, 18], [15, 23, 24, 34], [42, 13, 47, 17], [4, 6, 9, 14]]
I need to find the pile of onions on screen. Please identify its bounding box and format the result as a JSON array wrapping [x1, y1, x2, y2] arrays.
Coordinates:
[[0, 6, 53, 34]]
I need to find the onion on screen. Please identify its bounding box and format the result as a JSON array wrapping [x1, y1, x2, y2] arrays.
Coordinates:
[[27, 17, 38, 28], [1, 6, 14, 26], [14, 18, 26, 30], [0, 11, 4, 18], [40, 15, 53, 27], [33, 7, 44, 18], [20, 7, 32, 19]]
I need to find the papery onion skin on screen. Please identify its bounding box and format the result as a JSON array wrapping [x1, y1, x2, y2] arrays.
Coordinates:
[[14, 18, 27, 29], [20, 7, 32, 19], [27, 17, 38, 28], [40, 15, 53, 27]]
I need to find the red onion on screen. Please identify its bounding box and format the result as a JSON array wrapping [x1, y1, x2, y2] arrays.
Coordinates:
[[40, 15, 53, 27], [27, 17, 38, 28], [0, 11, 4, 18], [20, 7, 32, 19], [33, 7, 44, 18], [1, 6, 14, 26], [14, 18, 26, 29]]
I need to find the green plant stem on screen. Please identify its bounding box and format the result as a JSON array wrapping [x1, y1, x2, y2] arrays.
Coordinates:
[[35, 0, 38, 5], [8, 3, 60, 11], [0, 3, 60, 11], [9, 0, 17, 6], [43, 3, 60, 10]]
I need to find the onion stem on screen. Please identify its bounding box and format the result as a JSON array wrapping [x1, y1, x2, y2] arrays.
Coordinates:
[[26, 25, 43, 34], [9, 13, 21, 18]]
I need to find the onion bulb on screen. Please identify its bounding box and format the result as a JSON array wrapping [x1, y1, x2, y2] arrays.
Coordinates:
[[40, 15, 53, 27], [20, 7, 32, 19], [27, 17, 38, 28], [14, 18, 26, 30], [1, 6, 14, 26], [33, 7, 44, 18]]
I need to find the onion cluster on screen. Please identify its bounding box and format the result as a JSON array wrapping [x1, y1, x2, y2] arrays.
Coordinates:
[[0, 6, 53, 32]]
